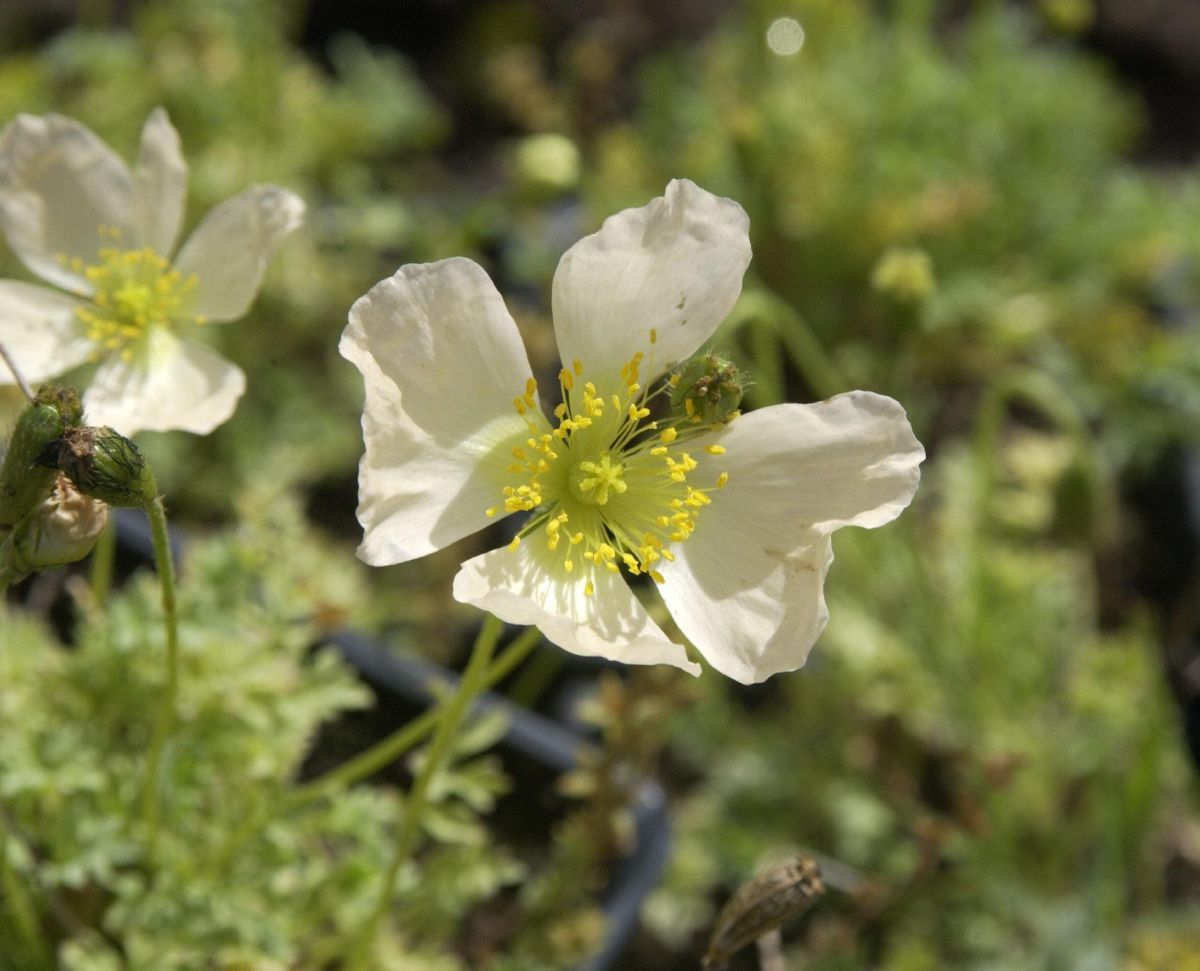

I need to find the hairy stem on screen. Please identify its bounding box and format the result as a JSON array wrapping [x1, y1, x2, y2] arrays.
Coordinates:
[[138, 471, 179, 864], [291, 625, 540, 808], [346, 614, 505, 967]]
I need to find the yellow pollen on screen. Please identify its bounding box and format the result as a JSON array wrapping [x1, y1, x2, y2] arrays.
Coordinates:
[[492, 354, 729, 589], [69, 236, 200, 357]]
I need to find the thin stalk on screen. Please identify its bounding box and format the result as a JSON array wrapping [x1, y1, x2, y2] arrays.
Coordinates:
[[89, 517, 117, 604], [346, 614, 504, 968], [290, 626, 540, 808], [138, 471, 179, 863], [0, 825, 52, 968]]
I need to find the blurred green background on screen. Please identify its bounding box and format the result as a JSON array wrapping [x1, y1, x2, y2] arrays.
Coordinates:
[[3, 0, 1200, 967]]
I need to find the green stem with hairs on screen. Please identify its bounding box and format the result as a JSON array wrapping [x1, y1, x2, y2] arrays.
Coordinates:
[[138, 469, 179, 864], [346, 614, 506, 968], [291, 625, 540, 809], [88, 516, 117, 604]]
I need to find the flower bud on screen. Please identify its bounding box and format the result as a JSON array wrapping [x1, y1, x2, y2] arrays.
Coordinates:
[[0, 385, 82, 530], [3, 474, 108, 580], [40, 426, 148, 508], [668, 352, 747, 425], [871, 246, 935, 302]]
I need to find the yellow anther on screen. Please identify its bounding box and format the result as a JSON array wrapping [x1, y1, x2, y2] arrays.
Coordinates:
[[716, 472, 729, 488], [585, 580, 595, 597], [573, 360, 583, 375], [559, 367, 574, 391], [704, 444, 726, 455], [660, 427, 678, 443], [486, 507, 498, 517], [649, 569, 665, 584], [508, 536, 521, 552]]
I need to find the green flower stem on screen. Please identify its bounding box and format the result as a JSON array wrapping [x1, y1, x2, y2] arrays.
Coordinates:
[[347, 614, 506, 968], [137, 469, 179, 864], [0, 821, 52, 969], [88, 516, 117, 604], [290, 625, 540, 808], [729, 288, 847, 402]]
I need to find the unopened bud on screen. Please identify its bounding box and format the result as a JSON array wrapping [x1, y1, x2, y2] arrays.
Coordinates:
[[1, 474, 108, 584], [39, 426, 147, 507], [20, 474, 107, 568], [668, 352, 747, 424], [0, 385, 83, 529], [871, 246, 935, 302]]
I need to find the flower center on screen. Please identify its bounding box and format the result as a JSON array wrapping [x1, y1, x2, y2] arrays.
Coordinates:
[[61, 227, 202, 360], [488, 331, 731, 596], [570, 454, 627, 505]]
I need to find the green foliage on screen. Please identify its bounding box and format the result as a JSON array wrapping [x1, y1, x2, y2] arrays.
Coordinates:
[[647, 439, 1194, 965], [590, 0, 1200, 470], [0, 497, 530, 969], [3, 0, 1200, 966]]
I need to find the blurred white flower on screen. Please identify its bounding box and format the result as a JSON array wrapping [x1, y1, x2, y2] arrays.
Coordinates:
[[341, 180, 924, 683], [0, 108, 304, 434]]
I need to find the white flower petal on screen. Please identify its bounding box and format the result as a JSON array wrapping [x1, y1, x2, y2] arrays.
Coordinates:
[[656, 391, 923, 683], [454, 541, 700, 674], [341, 258, 542, 566], [551, 179, 751, 389], [0, 281, 93, 382], [83, 329, 245, 435], [133, 108, 187, 257], [694, 393, 925, 546], [660, 536, 833, 684], [174, 184, 304, 322], [0, 114, 135, 293]]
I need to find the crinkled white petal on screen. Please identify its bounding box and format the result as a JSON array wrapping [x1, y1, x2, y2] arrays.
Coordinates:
[[0, 113, 135, 293], [551, 179, 751, 390], [657, 392, 923, 683], [693, 393, 925, 546], [174, 184, 304, 322], [0, 281, 93, 382], [83, 329, 245, 435], [454, 541, 701, 674], [341, 258, 542, 566], [660, 535, 833, 684], [133, 108, 187, 257]]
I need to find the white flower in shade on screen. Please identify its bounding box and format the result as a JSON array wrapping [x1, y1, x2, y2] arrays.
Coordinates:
[[0, 109, 304, 435], [341, 180, 925, 684]]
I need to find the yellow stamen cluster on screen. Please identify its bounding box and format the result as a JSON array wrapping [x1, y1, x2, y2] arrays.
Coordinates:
[[490, 334, 732, 596], [60, 227, 201, 360]]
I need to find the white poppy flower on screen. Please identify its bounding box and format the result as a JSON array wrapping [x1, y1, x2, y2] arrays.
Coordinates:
[[341, 180, 925, 683], [0, 108, 304, 434]]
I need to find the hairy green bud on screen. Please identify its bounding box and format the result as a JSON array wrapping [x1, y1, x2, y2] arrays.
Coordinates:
[[39, 426, 148, 508], [0, 386, 83, 530], [668, 352, 748, 425]]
